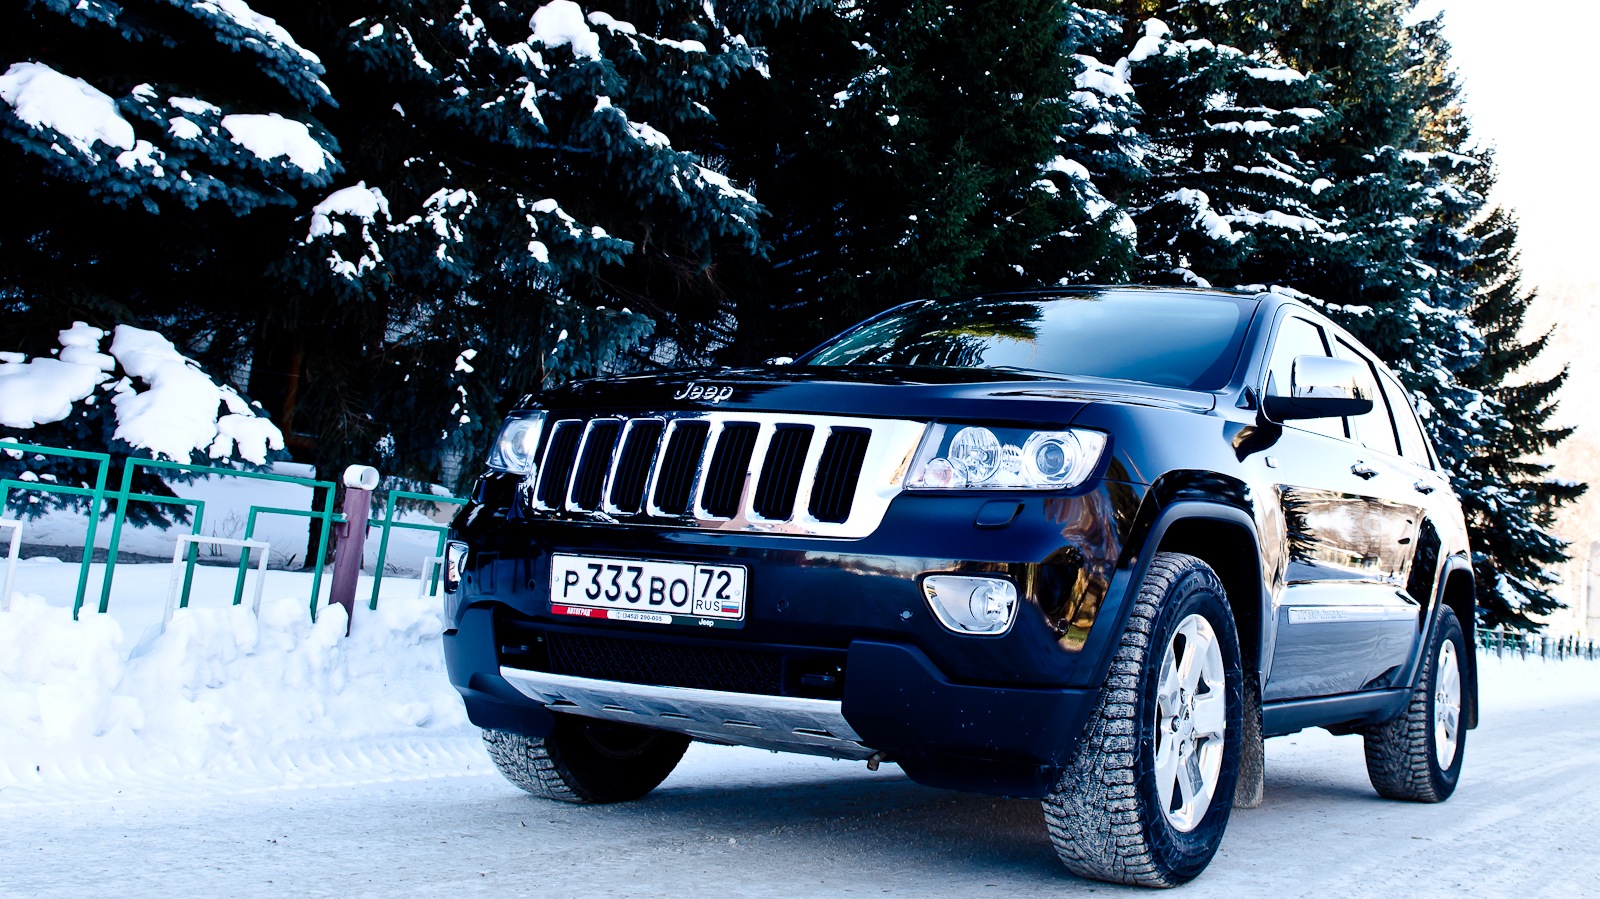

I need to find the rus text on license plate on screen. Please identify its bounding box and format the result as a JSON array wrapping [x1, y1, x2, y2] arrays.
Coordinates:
[[549, 554, 747, 628]]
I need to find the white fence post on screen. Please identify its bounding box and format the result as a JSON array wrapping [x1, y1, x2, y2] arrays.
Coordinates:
[[164, 534, 271, 627], [0, 519, 21, 613], [419, 554, 445, 599]]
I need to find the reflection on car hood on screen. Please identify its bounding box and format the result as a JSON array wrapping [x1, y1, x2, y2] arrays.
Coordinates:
[[528, 365, 1215, 425]]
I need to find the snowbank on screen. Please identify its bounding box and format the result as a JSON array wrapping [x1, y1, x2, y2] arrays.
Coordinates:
[[0, 590, 467, 790]]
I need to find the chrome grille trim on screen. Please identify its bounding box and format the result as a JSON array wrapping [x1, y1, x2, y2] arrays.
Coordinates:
[[565, 417, 622, 513], [600, 418, 665, 517], [528, 411, 927, 539], [531, 420, 583, 512]]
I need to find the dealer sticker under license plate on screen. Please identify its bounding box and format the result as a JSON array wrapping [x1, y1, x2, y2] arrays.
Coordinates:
[[549, 554, 747, 629]]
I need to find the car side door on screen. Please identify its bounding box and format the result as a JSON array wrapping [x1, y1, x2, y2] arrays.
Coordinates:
[[1258, 314, 1420, 701], [1320, 337, 1435, 684]]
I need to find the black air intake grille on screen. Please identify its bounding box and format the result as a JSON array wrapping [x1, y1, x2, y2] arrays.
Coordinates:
[[651, 421, 710, 515], [569, 420, 621, 511], [753, 425, 813, 520], [536, 421, 583, 508], [810, 428, 871, 523], [701, 423, 759, 518], [607, 420, 664, 514], [544, 631, 783, 695], [516, 412, 902, 535]]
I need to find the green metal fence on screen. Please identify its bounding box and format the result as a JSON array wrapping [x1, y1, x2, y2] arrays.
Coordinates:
[[0, 439, 465, 620], [367, 490, 469, 609], [1478, 628, 1599, 661]]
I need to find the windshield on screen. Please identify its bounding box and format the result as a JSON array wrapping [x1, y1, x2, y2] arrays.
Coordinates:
[[802, 291, 1257, 390]]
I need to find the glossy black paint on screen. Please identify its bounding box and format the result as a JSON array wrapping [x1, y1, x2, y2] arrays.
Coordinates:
[[445, 286, 1475, 798]]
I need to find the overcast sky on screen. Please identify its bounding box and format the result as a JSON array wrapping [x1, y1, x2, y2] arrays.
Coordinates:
[[1431, 0, 1600, 289]]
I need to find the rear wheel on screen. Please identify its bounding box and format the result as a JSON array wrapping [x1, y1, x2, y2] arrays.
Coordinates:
[[1044, 553, 1243, 888], [484, 716, 690, 804], [1363, 606, 1466, 802]]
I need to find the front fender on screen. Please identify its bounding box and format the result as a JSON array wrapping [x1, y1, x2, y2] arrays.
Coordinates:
[[1073, 476, 1267, 695]]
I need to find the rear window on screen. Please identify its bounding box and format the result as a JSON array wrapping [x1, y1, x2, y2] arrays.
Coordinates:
[[801, 291, 1257, 390]]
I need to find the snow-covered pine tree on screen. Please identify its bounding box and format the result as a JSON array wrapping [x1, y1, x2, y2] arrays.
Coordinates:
[[7, 0, 790, 526], [1, 0, 326, 518], [256, 0, 781, 492], [0, 0, 340, 349], [1104, 3, 1337, 290], [1414, 3, 1587, 630], [711, 0, 1140, 360], [1455, 196, 1586, 628], [1388, 10, 1583, 629], [1161, 0, 1581, 628]]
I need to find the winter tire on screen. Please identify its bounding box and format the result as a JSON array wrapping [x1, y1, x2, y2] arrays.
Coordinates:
[[1043, 552, 1243, 888], [483, 716, 690, 804], [1363, 605, 1466, 802]]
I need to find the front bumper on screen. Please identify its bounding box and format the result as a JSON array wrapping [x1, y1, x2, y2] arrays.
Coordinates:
[[443, 480, 1136, 797], [447, 606, 1099, 797]]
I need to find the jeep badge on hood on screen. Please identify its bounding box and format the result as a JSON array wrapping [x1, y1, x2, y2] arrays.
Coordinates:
[[673, 383, 734, 404]]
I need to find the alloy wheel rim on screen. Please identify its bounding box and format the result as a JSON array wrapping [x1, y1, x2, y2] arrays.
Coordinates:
[[1153, 613, 1227, 833], [1434, 640, 1462, 769]]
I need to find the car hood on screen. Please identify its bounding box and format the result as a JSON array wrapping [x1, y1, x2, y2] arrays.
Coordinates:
[[529, 365, 1215, 426]]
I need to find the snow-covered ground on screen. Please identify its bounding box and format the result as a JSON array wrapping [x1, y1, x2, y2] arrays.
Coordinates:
[[2, 570, 1598, 896]]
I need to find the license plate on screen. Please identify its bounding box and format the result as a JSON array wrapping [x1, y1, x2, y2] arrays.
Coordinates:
[[549, 554, 747, 629]]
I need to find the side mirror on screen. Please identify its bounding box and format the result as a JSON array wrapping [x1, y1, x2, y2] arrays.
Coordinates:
[[1263, 355, 1374, 421]]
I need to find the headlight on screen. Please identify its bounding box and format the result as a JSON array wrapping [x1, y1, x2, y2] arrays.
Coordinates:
[[486, 411, 546, 475], [948, 427, 1003, 482], [905, 424, 1106, 490]]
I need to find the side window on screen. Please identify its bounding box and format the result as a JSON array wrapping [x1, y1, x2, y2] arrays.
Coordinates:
[[1266, 316, 1345, 440], [1331, 339, 1400, 457], [1379, 371, 1434, 467]]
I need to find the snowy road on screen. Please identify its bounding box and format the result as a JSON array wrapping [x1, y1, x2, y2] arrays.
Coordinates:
[[3, 659, 1597, 898]]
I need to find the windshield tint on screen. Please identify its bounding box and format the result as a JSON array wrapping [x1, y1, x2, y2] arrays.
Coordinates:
[[802, 291, 1257, 390]]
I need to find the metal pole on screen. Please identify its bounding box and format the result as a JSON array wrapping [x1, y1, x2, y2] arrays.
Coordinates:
[[327, 465, 379, 634]]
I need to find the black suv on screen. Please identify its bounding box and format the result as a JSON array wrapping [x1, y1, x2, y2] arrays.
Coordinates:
[[443, 286, 1475, 887]]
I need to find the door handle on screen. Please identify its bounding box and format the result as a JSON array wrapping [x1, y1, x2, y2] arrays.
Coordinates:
[[1413, 480, 1435, 495], [1351, 463, 1379, 480]]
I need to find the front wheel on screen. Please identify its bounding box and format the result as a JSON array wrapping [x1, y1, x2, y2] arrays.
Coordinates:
[[1363, 606, 1467, 802], [484, 716, 690, 804], [1043, 552, 1244, 888]]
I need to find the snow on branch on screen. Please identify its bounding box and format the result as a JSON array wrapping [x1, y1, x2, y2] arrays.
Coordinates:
[[0, 323, 283, 465], [222, 113, 332, 174], [0, 62, 134, 159], [531, 1, 601, 60], [0, 324, 113, 430], [192, 0, 321, 65], [305, 182, 391, 277]]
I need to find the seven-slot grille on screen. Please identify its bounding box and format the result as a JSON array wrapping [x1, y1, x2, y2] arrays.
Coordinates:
[[530, 412, 909, 530]]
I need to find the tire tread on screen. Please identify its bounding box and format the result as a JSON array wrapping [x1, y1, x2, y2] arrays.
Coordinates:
[[483, 728, 588, 802], [1043, 552, 1225, 888], [1363, 608, 1463, 802]]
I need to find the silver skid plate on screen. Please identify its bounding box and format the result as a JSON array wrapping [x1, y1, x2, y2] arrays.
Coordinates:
[[499, 667, 875, 760]]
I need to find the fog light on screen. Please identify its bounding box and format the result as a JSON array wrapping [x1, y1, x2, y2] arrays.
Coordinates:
[[921, 575, 1019, 635]]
